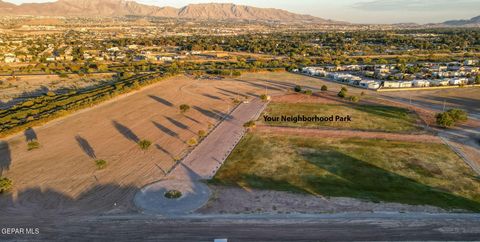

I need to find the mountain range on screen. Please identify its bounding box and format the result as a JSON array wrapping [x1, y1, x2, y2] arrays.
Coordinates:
[[443, 15, 480, 26], [0, 0, 331, 23]]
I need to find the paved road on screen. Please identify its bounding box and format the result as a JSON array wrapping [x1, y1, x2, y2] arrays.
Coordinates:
[[2, 213, 480, 241], [134, 98, 267, 215]]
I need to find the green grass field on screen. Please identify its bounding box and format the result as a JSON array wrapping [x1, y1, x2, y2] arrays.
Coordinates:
[[261, 103, 420, 132], [212, 132, 480, 211]]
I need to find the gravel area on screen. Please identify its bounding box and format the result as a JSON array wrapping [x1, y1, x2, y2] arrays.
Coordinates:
[[198, 185, 452, 214]]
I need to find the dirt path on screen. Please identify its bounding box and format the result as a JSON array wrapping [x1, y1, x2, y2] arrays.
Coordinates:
[[256, 125, 442, 143]]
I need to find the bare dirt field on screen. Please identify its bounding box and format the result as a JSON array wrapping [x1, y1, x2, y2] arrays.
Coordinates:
[[256, 125, 440, 143], [379, 87, 480, 119], [0, 73, 115, 108], [199, 185, 448, 214], [0, 71, 328, 217]]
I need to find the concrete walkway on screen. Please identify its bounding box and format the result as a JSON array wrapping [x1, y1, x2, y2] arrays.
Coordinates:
[[134, 98, 267, 215]]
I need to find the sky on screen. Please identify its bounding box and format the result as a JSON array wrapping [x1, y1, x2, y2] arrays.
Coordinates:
[[5, 0, 480, 24]]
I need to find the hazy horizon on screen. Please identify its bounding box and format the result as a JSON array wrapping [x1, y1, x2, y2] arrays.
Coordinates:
[[4, 0, 480, 24]]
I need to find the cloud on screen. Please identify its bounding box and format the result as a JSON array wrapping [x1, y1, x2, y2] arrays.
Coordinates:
[[353, 0, 480, 12]]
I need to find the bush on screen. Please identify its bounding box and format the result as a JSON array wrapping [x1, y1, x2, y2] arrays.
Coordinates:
[[436, 112, 455, 128], [321, 85, 328, 91], [349, 96, 359, 103], [198, 130, 206, 138], [447, 109, 468, 122], [95, 159, 107, 170], [294, 85, 302, 92], [187, 138, 198, 146], [337, 90, 347, 98], [436, 109, 468, 128], [260, 94, 269, 101], [179, 104, 190, 113], [304, 90, 313, 95], [27, 140, 40, 151], [138, 139, 152, 150], [164, 189, 182, 199], [243, 120, 256, 129], [341, 87, 348, 92], [0, 177, 12, 193]]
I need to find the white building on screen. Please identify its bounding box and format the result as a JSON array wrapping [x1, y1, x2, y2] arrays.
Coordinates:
[[359, 80, 380, 89], [413, 79, 430, 87], [383, 81, 412, 88], [449, 78, 468, 85]]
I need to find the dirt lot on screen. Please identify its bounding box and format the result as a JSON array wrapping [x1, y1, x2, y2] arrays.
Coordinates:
[[199, 185, 448, 214], [379, 87, 480, 118], [0, 73, 115, 108], [0, 71, 329, 217]]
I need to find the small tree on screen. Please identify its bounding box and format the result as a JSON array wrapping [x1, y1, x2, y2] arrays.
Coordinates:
[[294, 85, 302, 92], [447, 109, 468, 122], [436, 112, 455, 128], [321, 85, 328, 91], [304, 89, 313, 96], [349, 96, 359, 103], [338, 90, 347, 98], [341, 87, 348, 92], [475, 75, 480, 84], [243, 120, 256, 129], [260, 94, 269, 102], [187, 138, 198, 146], [95, 159, 107, 170], [198, 130, 206, 138], [138, 139, 152, 150], [179, 104, 190, 113], [0, 177, 12, 193], [27, 140, 40, 151]]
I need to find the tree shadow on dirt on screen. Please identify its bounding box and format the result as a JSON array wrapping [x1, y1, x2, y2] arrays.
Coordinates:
[[0, 141, 11, 176], [24, 128, 38, 142], [148, 95, 174, 107], [75, 135, 96, 159], [112, 121, 140, 143]]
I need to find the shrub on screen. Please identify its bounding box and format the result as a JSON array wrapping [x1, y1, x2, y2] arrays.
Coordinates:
[[304, 90, 313, 95], [198, 130, 206, 138], [341, 87, 348, 92], [447, 109, 468, 122], [337, 90, 347, 98], [179, 104, 190, 113], [436, 112, 455, 128], [164, 189, 182, 199], [138, 139, 152, 150], [436, 109, 468, 128], [27, 140, 40, 151], [95, 159, 107, 170], [361, 91, 365, 96], [294, 85, 302, 92], [187, 138, 198, 146], [243, 120, 256, 129], [260, 94, 269, 101], [0, 177, 12, 193], [349, 96, 359, 103], [321, 85, 328, 91]]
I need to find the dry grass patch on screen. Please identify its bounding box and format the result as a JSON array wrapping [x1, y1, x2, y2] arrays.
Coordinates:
[[212, 132, 480, 211]]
